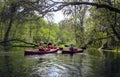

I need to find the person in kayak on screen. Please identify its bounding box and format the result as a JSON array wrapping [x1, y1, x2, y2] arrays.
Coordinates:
[[38, 43, 45, 51], [69, 44, 74, 51], [47, 43, 53, 49]]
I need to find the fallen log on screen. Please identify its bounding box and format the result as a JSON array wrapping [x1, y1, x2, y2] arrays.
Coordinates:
[[0, 39, 38, 46]]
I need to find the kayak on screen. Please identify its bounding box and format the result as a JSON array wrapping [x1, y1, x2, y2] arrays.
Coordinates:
[[24, 49, 58, 55], [62, 49, 84, 54]]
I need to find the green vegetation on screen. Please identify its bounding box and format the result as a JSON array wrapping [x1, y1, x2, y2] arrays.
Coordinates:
[[0, 0, 120, 50]]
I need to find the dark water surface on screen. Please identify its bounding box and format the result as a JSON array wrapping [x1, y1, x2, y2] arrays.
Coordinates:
[[0, 47, 120, 77]]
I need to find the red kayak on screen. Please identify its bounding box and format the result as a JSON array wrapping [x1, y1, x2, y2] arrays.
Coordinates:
[[24, 49, 58, 55], [62, 49, 84, 54]]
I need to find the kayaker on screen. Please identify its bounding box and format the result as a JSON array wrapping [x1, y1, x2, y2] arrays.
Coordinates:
[[69, 44, 74, 51], [53, 44, 57, 49], [47, 43, 53, 49], [38, 43, 44, 51]]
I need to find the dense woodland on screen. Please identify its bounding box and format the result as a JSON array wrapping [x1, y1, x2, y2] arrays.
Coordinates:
[[0, 0, 120, 49]]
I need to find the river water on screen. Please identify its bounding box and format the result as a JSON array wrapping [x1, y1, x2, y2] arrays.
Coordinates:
[[0, 47, 120, 77]]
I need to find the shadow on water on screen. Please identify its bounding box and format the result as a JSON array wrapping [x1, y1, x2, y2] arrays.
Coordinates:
[[82, 48, 120, 77], [0, 46, 38, 77], [0, 47, 120, 77], [103, 51, 120, 77]]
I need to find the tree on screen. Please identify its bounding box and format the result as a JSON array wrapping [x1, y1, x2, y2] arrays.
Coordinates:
[[84, 0, 120, 48], [0, 0, 120, 47]]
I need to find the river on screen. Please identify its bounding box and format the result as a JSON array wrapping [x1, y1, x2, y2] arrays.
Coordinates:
[[0, 46, 120, 77]]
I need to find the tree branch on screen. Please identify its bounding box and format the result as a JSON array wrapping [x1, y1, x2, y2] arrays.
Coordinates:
[[67, 2, 120, 13], [40, 1, 120, 14], [0, 39, 38, 46], [19, 1, 120, 17]]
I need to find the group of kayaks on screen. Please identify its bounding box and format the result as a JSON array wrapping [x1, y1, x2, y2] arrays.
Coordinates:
[[24, 47, 84, 55]]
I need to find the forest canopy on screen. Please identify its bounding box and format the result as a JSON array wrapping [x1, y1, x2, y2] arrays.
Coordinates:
[[0, 0, 120, 49]]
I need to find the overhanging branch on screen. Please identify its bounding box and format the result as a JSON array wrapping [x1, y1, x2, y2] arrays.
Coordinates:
[[41, 1, 120, 14], [67, 2, 120, 13], [19, 1, 120, 17]]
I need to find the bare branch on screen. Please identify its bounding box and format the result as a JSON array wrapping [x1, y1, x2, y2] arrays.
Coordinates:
[[18, 1, 120, 17], [39, 1, 120, 14], [67, 2, 120, 13]]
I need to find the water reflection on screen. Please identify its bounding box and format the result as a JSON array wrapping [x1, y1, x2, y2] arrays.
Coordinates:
[[0, 46, 13, 77], [0, 47, 37, 77], [0, 47, 120, 77], [82, 49, 120, 77], [103, 51, 120, 77], [30, 53, 83, 77]]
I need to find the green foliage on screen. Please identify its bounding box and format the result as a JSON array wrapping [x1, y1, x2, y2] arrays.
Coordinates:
[[58, 20, 76, 45], [84, 0, 120, 48], [0, 0, 120, 49]]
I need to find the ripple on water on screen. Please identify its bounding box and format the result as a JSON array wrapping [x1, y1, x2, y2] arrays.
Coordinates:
[[31, 56, 82, 77], [25, 53, 84, 77], [25, 54, 57, 60]]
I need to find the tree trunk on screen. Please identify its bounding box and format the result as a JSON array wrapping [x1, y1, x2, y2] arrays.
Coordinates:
[[4, 16, 13, 42], [0, 23, 3, 41], [110, 13, 120, 40], [3, 3, 16, 43]]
